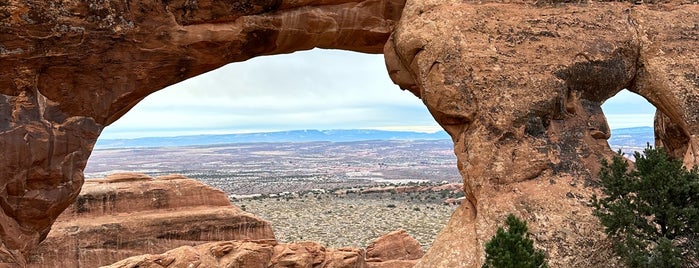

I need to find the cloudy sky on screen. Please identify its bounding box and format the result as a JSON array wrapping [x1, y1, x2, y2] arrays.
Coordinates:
[[100, 49, 655, 139]]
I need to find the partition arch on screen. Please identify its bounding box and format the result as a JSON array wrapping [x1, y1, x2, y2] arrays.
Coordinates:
[[1, 0, 698, 267]]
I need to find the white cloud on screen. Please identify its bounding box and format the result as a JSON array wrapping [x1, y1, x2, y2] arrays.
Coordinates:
[[602, 90, 656, 114], [101, 49, 439, 139], [605, 114, 655, 129], [602, 89, 656, 129]]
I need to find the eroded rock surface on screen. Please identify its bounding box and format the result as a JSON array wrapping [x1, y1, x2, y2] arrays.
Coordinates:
[[103, 240, 367, 268], [1, 0, 698, 267], [103, 229, 424, 268], [0, 0, 404, 264], [28, 173, 275, 268], [384, 1, 699, 266]]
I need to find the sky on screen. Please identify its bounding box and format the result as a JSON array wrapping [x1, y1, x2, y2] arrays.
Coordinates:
[[602, 90, 656, 129], [99, 49, 656, 139]]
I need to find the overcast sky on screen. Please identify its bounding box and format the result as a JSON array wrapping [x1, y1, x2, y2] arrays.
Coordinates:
[[100, 49, 655, 139]]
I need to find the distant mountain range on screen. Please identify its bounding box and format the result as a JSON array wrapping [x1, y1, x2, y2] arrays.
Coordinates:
[[94, 127, 655, 149], [94, 129, 452, 149]]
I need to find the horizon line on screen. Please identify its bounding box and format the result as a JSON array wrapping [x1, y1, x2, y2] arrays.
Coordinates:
[[97, 125, 653, 140]]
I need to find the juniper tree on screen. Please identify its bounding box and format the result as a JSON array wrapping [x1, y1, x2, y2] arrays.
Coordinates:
[[482, 214, 548, 268], [592, 145, 699, 267]]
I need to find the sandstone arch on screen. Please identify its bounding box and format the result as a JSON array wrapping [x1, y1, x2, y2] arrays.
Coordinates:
[[1, 0, 698, 267], [383, 1, 698, 266], [0, 0, 405, 265]]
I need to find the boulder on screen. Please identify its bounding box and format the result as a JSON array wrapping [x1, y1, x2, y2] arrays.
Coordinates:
[[366, 230, 423, 262]]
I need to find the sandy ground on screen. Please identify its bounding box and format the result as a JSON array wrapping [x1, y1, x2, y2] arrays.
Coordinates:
[[233, 191, 458, 250]]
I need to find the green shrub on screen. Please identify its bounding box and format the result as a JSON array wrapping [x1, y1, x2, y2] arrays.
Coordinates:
[[592, 146, 699, 267], [482, 214, 548, 268]]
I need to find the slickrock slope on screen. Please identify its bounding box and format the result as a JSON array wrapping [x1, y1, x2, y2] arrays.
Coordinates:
[[384, 1, 699, 266], [28, 173, 275, 268], [1, 0, 698, 267], [104, 229, 423, 268]]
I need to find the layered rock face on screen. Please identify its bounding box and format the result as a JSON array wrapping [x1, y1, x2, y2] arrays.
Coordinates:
[[1, 0, 699, 267], [103, 229, 423, 268], [27, 173, 275, 268], [0, 0, 404, 264], [384, 1, 699, 266]]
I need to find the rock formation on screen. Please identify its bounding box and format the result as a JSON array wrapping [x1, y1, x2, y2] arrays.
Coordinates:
[[27, 173, 275, 268], [384, 1, 699, 266], [104, 241, 367, 268], [103, 229, 423, 268], [0, 0, 404, 265], [1, 0, 698, 267], [366, 229, 423, 268]]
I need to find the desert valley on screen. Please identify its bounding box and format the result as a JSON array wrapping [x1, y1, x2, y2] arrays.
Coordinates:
[[23, 128, 653, 267]]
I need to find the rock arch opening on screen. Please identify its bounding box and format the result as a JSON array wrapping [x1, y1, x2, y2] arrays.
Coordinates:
[[96, 49, 440, 140], [42, 48, 462, 266], [604, 87, 696, 166], [599, 87, 695, 164], [1, 0, 412, 264], [601, 89, 656, 157]]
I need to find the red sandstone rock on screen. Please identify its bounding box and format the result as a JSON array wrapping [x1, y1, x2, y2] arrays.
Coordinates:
[[0, 0, 404, 263], [102, 230, 427, 268], [104, 241, 276, 268], [27, 173, 275, 268], [103, 240, 368, 268], [384, 2, 699, 267], [428, 183, 462, 193], [366, 230, 423, 263], [368, 260, 419, 268], [366, 230, 422, 268], [0, 0, 698, 267]]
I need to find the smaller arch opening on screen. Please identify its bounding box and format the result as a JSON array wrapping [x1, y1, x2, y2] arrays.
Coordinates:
[[602, 89, 656, 159]]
